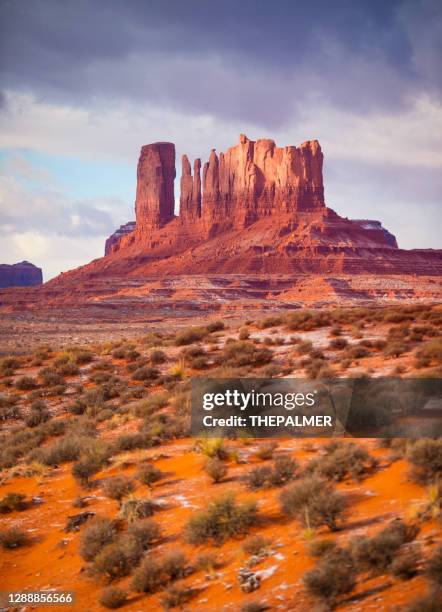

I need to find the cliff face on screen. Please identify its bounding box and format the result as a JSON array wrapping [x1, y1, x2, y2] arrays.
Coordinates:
[[135, 142, 176, 232], [0, 261, 43, 288], [105, 222, 136, 255]]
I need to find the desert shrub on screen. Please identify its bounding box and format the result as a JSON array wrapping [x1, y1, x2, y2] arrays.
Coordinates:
[[15, 376, 37, 390], [279, 476, 345, 531], [39, 367, 65, 386], [99, 587, 127, 609], [190, 356, 210, 370], [101, 475, 135, 502], [206, 320, 225, 333], [303, 548, 356, 605], [426, 545, 442, 586], [180, 345, 205, 359], [255, 441, 278, 460], [25, 401, 50, 427], [0, 527, 30, 549], [37, 435, 85, 466], [67, 399, 87, 415], [307, 538, 337, 558], [127, 519, 161, 549], [415, 339, 442, 368], [407, 439, 442, 483], [150, 349, 167, 364], [271, 455, 298, 486], [196, 437, 228, 459], [241, 602, 270, 612], [195, 551, 221, 573], [258, 315, 283, 329], [175, 327, 208, 346], [330, 325, 342, 337], [119, 497, 156, 522], [185, 493, 258, 545], [329, 337, 348, 350], [384, 342, 407, 358], [245, 465, 274, 490], [406, 591, 442, 612], [137, 462, 164, 486], [79, 517, 117, 562], [285, 310, 331, 331], [345, 345, 370, 360], [0, 492, 28, 513], [0, 356, 21, 375], [390, 548, 419, 579], [204, 457, 228, 483], [218, 341, 272, 368], [114, 432, 156, 452], [305, 442, 377, 482], [161, 550, 188, 580], [160, 583, 195, 610], [238, 328, 250, 340], [131, 556, 167, 593], [92, 540, 139, 580], [350, 520, 419, 574], [132, 366, 159, 382], [72, 441, 111, 486], [242, 534, 271, 556]]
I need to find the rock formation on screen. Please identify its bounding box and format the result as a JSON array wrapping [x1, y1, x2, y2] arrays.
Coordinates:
[[135, 142, 176, 232], [0, 261, 43, 288], [105, 221, 136, 255]]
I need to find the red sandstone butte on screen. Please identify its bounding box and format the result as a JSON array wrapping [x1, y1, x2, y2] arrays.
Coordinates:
[[0, 261, 43, 288]]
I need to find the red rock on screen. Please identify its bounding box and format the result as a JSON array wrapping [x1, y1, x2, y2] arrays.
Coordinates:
[[104, 221, 135, 255], [135, 142, 176, 232]]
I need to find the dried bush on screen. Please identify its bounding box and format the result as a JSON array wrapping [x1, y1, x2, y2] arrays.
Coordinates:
[[160, 583, 195, 610], [15, 376, 37, 390], [279, 476, 345, 531], [137, 462, 164, 486], [407, 439, 442, 483], [204, 457, 228, 483], [0, 527, 30, 549], [101, 475, 135, 502], [303, 548, 356, 605], [132, 366, 160, 382], [175, 327, 208, 346], [390, 548, 419, 579], [217, 341, 272, 368], [79, 517, 117, 562], [0, 492, 28, 513], [350, 520, 418, 574], [426, 545, 442, 586], [185, 493, 257, 545], [150, 349, 168, 364], [242, 534, 271, 556], [406, 591, 442, 612], [305, 441, 377, 482], [92, 539, 139, 580], [99, 586, 127, 609], [126, 519, 161, 550], [307, 538, 337, 558], [119, 497, 156, 522], [131, 556, 166, 593], [255, 441, 278, 460]]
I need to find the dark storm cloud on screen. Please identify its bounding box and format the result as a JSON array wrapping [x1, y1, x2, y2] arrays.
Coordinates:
[[0, 0, 440, 127]]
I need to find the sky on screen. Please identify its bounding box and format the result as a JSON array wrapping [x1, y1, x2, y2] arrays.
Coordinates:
[[0, 0, 441, 280]]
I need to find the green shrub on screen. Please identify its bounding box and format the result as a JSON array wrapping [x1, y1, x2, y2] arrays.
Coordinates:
[[79, 517, 116, 562], [279, 476, 345, 531], [185, 493, 257, 545], [0, 527, 30, 549], [101, 475, 135, 501], [204, 457, 228, 483], [0, 492, 28, 513], [99, 587, 127, 609], [303, 548, 356, 605]]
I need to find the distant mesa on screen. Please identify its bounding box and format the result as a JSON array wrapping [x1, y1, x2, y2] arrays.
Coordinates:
[[0, 261, 43, 288]]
